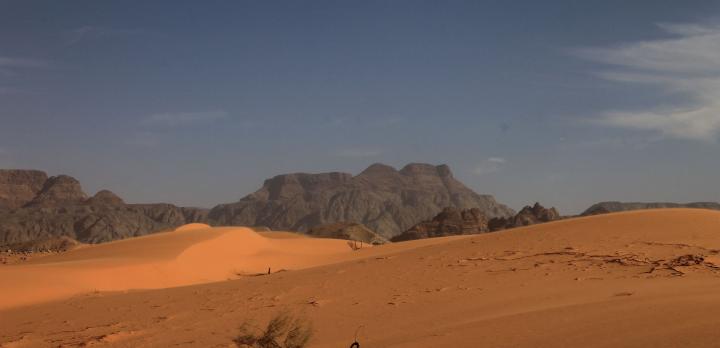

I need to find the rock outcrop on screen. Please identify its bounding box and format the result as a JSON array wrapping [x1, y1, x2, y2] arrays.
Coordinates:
[[25, 175, 88, 207], [488, 202, 560, 231], [2, 236, 81, 253], [85, 190, 125, 206], [581, 201, 720, 216], [307, 222, 389, 245], [391, 207, 489, 242], [0, 170, 209, 245], [208, 163, 514, 239], [0, 170, 48, 209]]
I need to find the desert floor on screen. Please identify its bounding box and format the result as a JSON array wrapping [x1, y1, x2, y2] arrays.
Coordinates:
[[3, 209, 720, 347]]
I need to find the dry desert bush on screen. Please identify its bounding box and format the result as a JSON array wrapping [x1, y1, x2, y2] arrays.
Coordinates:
[[234, 311, 313, 348]]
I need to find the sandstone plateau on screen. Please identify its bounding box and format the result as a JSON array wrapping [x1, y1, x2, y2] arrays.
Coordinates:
[[208, 163, 513, 239]]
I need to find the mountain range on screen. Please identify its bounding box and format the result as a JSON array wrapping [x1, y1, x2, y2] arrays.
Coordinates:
[[208, 163, 514, 238], [0, 170, 207, 245], [581, 201, 720, 216], [0, 163, 514, 245]]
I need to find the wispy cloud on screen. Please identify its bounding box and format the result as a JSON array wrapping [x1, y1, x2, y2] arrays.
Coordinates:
[[0, 56, 49, 77], [575, 22, 720, 141], [141, 111, 229, 127], [473, 157, 506, 175]]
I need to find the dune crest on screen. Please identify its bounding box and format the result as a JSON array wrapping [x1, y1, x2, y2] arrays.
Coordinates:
[[0, 226, 352, 309], [174, 223, 211, 231], [5, 209, 720, 347]]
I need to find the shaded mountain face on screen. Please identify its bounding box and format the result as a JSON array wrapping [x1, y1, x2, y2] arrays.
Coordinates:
[[25, 175, 88, 207], [582, 201, 720, 216], [488, 202, 560, 231], [391, 207, 489, 242], [0, 170, 208, 245], [306, 222, 389, 245], [0, 170, 48, 209], [208, 163, 514, 238]]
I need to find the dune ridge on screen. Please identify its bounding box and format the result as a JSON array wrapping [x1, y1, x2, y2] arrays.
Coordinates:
[[0, 225, 355, 309], [3, 209, 720, 347]]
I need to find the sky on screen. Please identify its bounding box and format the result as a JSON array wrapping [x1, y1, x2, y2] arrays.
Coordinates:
[[2, 1, 720, 214]]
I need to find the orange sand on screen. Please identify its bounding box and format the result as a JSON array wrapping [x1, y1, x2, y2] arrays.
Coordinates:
[[3, 209, 720, 347], [0, 225, 355, 310]]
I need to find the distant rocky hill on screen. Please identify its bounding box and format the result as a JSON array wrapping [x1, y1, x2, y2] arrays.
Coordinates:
[[208, 163, 514, 239], [0, 169, 49, 209], [391, 207, 489, 242], [581, 201, 720, 216], [391, 202, 560, 242], [489, 202, 560, 231], [306, 222, 389, 245], [0, 170, 208, 245]]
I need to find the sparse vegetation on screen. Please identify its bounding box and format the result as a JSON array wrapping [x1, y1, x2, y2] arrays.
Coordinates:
[[347, 240, 364, 251], [234, 312, 313, 348]]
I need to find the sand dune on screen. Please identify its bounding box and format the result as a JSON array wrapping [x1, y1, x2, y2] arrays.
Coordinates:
[[0, 225, 357, 310], [3, 209, 720, 347]]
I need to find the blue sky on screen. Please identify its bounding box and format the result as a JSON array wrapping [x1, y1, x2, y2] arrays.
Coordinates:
[[2, 1, 720, 214]]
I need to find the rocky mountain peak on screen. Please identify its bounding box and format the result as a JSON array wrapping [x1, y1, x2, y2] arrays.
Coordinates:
[[359, 163, 398, 177], [86, 190, 125, 206], [489, 202, 560, 231], [0, 169, 49, 209], [25, 175, 88, 207], [209, 163, 513, 238], [0, 169, 210, 245], [261, 172, 353, 200]]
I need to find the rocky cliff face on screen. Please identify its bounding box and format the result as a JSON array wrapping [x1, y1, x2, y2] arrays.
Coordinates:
[[25, 175, 88, 207], [488, 202, 560, 231], [391, 207, 489, 242], [0, 170, 209, 245], [0, 170, 48, 209], [306, 222, 389, 245], [208, 163, 514, 238], [581, 201, 720, 216]]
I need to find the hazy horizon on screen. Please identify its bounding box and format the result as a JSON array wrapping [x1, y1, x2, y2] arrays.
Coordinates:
[[3, 1, 720, 214]]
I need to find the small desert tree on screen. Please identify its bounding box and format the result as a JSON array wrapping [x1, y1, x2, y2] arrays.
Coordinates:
[[235, 311, 313, 348]]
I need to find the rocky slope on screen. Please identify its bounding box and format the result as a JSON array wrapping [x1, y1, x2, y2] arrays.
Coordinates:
[[0, 170, 48, 209], [306, 222, 389, 245], [488, 202, 560, 231], [392, 203, 561, 241], [0, 170, 209, 245], [582, 201, 720, 216], [391, 207, 489, 242], [208, 163, 514, 239]]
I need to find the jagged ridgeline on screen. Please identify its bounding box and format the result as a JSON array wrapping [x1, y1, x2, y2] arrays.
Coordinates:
[[0, 170, 208, 245], [0, 163, 513, 244], [208, 163, 514, 239], [582, 201, 720, 216]]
